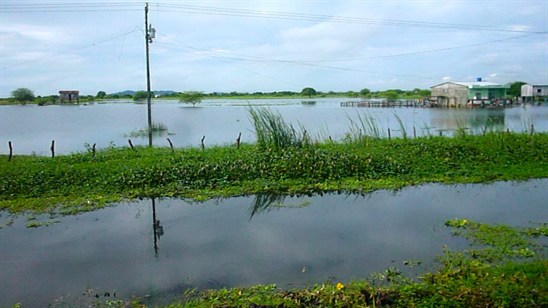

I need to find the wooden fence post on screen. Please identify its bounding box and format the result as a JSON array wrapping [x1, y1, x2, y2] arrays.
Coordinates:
[[128, 139, 135, 150], [201, 136, 205, 150], [92, 143, 96, 158], [8, 141, 13, 161], [50, 140, 55, 158], [236, 133, 241, 149], [530, 124, 534, 135], [387, 128, 391, 140], [167, 138, 174, 152], [413, 126, 416, 138]]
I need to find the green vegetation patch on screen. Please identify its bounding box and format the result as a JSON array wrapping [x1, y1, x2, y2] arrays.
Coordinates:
[[1, 133, 547, 215]]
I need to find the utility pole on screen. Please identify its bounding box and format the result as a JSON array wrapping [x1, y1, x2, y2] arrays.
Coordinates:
[[145, 3, 154, 147]]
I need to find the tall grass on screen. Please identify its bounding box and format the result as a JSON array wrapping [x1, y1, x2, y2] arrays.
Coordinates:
[[348, 113, 383, 141], [393, 112, 408, 139], [249, 107, 309, 149], [126, 122, 168, 138]]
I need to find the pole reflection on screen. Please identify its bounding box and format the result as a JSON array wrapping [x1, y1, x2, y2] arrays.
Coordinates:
[[151, 198, 164, 256]]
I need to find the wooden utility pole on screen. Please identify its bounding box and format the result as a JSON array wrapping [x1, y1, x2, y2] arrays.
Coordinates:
[[145, 3, 153, 147]]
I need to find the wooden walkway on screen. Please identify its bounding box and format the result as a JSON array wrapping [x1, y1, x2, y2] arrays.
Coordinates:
[[341, 100, 426, 108]]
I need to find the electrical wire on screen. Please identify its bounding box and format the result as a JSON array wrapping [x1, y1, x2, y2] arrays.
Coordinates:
[[153, 30, 540, 66], [154, 33, 435, 81], [153, 3, 545, 34], [0, 2, 142, 13], [2, 27, 142, 70], [2, 2, 545, 34]]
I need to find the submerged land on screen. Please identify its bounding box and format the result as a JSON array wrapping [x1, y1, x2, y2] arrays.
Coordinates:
[[1, 119, 547, 306]]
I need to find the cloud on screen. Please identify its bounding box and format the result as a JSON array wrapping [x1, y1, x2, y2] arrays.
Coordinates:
[[509, 25, 533, 32], [1, 0, 547, 97], [1, 24, 64, 42]]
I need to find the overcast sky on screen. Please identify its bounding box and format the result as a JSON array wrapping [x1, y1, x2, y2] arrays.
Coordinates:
[[1, 0, 547, 97]]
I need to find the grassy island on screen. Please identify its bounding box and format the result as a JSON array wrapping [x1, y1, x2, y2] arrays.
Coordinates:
[[1, 131, 546, 215]]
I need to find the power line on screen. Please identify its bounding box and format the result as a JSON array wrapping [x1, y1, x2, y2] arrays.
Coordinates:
[[154, 34, 434, 81], [2, 2, 545, 34], [154, 32, 540, 66], [2, 27, 141, 70], [0, 2, 142, 13], [153, 3, 545, 34]]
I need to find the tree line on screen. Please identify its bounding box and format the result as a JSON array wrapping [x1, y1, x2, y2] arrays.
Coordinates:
[[5, 81, 529, 105]]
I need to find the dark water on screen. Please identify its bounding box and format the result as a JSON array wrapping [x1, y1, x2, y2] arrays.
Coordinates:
[[0, 180, 546, 306], [1, 99, 546, 155]]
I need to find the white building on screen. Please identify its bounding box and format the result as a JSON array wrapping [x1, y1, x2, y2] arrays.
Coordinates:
[[521, 84, 548, 100]]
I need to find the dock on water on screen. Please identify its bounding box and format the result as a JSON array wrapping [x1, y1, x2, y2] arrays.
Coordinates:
[[341, 99, 427, 108]]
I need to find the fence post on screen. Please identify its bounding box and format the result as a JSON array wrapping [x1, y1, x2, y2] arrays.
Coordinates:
[[201, 136, 205, 150], [8, 141, 13, 161], [167, 138, 174, 152], [128, 139, 135, 150], [50, 140, 55, 158], [236, 133, 241, 149], [388, 128, 391, 140], [92, 143, 96, 158], [530, 124, 534, 135], [413, 126, 416, 138]]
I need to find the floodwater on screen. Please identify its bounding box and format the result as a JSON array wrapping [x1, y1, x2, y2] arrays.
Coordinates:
[[0, 98, 546, 155], [1, 180, 546, 306]]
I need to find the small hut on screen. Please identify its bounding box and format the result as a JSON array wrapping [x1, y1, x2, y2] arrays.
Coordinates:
[[59, 90, 80, 104]]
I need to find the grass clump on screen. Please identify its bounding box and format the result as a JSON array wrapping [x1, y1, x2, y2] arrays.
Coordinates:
[[249, 107, 310, 149], [125, 122, 169, 138]]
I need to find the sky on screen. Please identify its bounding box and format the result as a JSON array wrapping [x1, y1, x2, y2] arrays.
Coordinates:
[[0, 0, 547, 97]]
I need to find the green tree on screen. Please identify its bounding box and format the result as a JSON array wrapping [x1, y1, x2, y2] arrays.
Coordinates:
[[346, 91, 358, 98], [359, 88, 371, 97], [11, 88, 35, 103], [179, 91, 204, 107], [508, 81, 526, 97], [383, 90, 399, 102], [96, 91, 107, 99], [133, 91, 148, 101], [301, 87, 317, 98]]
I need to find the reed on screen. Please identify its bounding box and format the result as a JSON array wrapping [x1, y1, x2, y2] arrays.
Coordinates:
[[126, 122, 168, 138], [248, 107, 309, 149], [393, 112, 408, 139], [348, 112, 383, 141]]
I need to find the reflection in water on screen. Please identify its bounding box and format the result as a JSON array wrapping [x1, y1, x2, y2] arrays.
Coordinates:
[[151, 198, 164, 256], [249, 194, 286, 219], [467, 112, 505, 133], [248, 194, 314, 219], [0, 180, 546, 307], [431, 110, 506, 134]]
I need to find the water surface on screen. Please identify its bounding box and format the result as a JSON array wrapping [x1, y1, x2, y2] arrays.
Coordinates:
[[1, 99, 546, 155], [0, 180, 546, 306]]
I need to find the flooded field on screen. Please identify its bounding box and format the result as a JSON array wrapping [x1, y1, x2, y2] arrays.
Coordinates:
[[1, 179, 546, 306], [1, 99, 546, 155]]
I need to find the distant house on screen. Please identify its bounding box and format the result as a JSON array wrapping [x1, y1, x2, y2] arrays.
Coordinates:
[[521, 84, 548, 101], [430, 79, 509, 107], [59, 90, 80, 104]]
